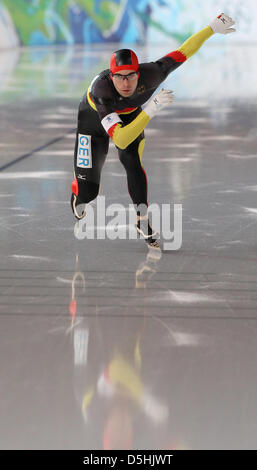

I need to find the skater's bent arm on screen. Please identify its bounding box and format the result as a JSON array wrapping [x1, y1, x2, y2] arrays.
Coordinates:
[[155, 26, 214, 79], [101, 111, 150, 150]]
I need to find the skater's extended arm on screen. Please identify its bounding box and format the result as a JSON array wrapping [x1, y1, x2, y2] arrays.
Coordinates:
[[154, 13, 236, 80]]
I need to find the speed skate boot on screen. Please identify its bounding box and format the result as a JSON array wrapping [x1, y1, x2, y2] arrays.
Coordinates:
[[71, 193, 86, 220], [137, 214, 160, 250], [71, 178, 86, 220]]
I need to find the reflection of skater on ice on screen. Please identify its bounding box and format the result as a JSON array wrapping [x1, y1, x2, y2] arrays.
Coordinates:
[[68, 252, 171, 449], [135, 245, 162, 288]]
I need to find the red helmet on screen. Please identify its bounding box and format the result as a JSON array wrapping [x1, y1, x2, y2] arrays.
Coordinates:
[[110, 49, 139, 74]]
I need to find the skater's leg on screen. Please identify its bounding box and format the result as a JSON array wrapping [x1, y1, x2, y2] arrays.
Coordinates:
[[118, 134, 159, 248], [71, 106, 109, 219], [118, 134, 148, 208], [71, 132, 109, 219]]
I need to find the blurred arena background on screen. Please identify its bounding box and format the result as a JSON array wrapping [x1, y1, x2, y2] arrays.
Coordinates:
[[0, 0, 257, 48], [1, 0, 257, 105]]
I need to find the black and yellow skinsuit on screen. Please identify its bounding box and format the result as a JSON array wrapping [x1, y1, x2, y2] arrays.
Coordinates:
[[71, 26, 214, 211]]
